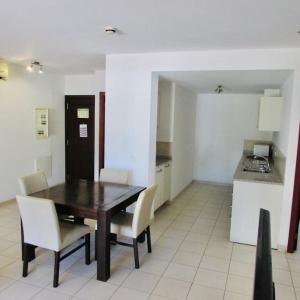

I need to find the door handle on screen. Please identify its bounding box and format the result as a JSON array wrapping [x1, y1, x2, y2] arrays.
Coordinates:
[[156, 169, 163, 173]]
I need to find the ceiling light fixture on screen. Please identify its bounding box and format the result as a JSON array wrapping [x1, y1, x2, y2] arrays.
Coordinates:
[[105, 26, 117, 35], [215, 85, 224, 94], [26, 61, 44, 74]]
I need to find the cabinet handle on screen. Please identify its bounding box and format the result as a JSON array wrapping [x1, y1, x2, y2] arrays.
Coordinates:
[[165, 164, 170, 167], [156, 169, 163, 173]]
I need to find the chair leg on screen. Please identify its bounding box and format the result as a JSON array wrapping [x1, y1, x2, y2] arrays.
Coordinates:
[[133, 238, 139, 268], [146, 226, 152, 253], [110, 233, 117, 245], [95, 229, 98, 260], [22, 243, 28, 277], [53, 251, 60, 288], [85, 233, 91, 265]]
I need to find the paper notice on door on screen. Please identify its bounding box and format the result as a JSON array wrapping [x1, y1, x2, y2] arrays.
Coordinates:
[[77, 108, 89, 119], [79, 124, 88, 138]]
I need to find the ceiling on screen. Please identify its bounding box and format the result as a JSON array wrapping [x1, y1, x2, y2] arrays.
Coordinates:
[[0, 0, 300, 73], [158, 70, 292, 94]]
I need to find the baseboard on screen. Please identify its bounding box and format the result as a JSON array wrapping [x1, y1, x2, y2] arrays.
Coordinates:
[[193, 179, 233, 187], [0, 198, 15, 207], [277, 244, 287, 252], [170, 181, 194, 202]]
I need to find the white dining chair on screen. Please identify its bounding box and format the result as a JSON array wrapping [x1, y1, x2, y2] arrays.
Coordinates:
[[18, 172, 76, 222], [16, 195, 91, 287], [110, 185, 157, 268], [99, 168, 129, 185], [94, 168, 130, 254], [18, 171, 48, 195]]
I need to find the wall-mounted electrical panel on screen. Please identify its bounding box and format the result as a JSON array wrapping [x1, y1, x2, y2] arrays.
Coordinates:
[[35, 108, 49, 139]]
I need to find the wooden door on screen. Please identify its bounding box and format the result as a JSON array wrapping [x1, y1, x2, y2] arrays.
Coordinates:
[[288, 123, 300, 252], [99, 92, 105, 171], [65, 96, 95, 182]]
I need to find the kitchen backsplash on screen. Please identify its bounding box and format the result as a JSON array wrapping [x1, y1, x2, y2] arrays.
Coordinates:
[[273, 144, 286, 182], [243, 139, 273, 152], [156, 142, 172, 157]]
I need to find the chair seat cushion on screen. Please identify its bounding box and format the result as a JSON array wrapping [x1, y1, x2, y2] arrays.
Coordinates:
[[60, 221, 90, 250], [110, 212, 134, 238]]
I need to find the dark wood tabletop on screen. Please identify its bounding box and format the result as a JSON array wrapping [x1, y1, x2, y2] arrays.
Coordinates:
[[31, 180, 145, 217], [27, 180, 145, 281]]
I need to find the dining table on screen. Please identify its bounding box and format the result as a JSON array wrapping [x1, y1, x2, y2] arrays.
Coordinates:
[[24, 180, 145, 281]]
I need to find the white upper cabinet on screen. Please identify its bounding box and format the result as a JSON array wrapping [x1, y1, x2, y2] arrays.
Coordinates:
[[258, 96, 282, 132], [157, 80, 174, 142]]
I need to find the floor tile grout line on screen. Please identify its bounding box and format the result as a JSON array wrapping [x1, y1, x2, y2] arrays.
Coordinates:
[[148, 195, 196, 298], [144, 192, 203, 298], [287, 256, 299, 299], [2, 184, 300, 299]]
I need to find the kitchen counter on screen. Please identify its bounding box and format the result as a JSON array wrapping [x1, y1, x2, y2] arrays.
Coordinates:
[[156, 156, 171, 166], [233, 152, 283, 185]]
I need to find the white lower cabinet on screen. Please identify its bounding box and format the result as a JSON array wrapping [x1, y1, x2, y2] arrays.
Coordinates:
[[154, 166, 164, 211], [163, 162, 171, 203], [154, 162, 172, 211], [230, 180, 283, 249]]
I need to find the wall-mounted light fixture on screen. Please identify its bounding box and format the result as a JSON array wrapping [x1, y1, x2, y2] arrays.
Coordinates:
[[215, 85, 224, 94], [27, 61, 44, 74], [0, 63, 8, 80]]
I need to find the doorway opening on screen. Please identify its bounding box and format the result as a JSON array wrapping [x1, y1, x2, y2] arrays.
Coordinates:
[[287, 124, 300, 252]]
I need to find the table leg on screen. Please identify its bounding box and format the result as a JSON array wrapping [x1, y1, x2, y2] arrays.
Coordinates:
[[21, 220, 36, 262], [97, 211, 111, 281], [110, 233, 117, 244], [137, 231, 145, 243], [74, 217, 85, 224]]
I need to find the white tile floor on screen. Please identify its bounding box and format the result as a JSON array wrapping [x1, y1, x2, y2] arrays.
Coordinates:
[[0, 182, 299, 299]]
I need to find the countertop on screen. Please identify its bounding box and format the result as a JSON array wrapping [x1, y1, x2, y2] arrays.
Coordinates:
[[233, 152, 283, 185], [156, 156, 172, 166]]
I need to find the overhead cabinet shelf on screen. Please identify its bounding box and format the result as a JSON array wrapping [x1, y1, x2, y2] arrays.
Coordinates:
[[258, 97, 282, 132]]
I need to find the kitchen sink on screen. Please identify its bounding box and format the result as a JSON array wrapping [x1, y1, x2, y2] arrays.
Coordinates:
[[243, 155, 271, 173], [243, 167, 271, 173]]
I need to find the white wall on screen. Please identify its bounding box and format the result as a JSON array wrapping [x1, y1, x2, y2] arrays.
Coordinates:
[[271, 72, 299, 248], [105, 48, 300, 249], [64, 71, 105, 95], [273, 74, 294, 156], [171, 84, 197, 198], [193, 94, 273, 184], [157, 80, 173, 142], [0, 63, 65, 202], [64, 70, 105, 180]]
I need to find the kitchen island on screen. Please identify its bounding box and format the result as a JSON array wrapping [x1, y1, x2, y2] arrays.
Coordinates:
[[230, 152, 283, 249]]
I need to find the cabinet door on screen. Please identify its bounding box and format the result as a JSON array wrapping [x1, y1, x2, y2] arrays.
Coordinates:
[[258, 97, 282, 131], [163, 162, 171, 202], [154, 166, 164, 211]]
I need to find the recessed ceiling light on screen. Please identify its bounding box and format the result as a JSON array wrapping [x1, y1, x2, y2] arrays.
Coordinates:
[[105, 26, 117, 35]]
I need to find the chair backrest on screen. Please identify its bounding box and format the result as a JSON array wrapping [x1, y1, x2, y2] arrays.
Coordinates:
[[132, 185, 157, 237], [18, 172, 48, 195], [100, 168, 129, 185], [16, 195, 61, 251]]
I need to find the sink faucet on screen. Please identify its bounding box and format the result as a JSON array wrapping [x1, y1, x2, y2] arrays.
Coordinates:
[[253, 155, 271, 172]]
